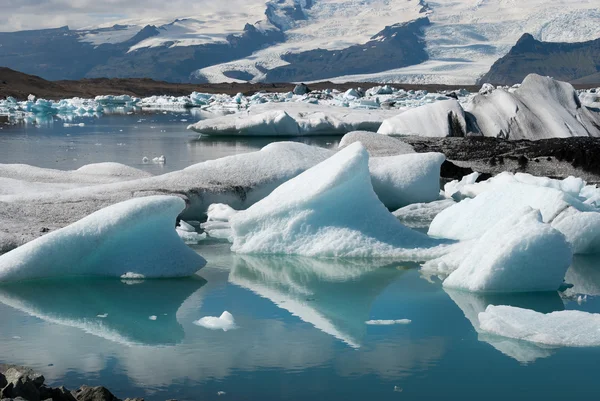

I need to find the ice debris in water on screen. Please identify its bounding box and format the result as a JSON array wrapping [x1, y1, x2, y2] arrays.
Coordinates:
[[194, 311, 236, 331], [153, 155, 166, 164], [0, 196, 207, 282], [149, 315, 157, 321], [176, 220, 207, 244], [121, 272, 146, 279], [365, 319, 411, 325], [479, 305, 600, 347]]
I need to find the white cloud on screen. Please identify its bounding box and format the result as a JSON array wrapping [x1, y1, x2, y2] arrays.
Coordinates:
[[0, 0, 267, 32]]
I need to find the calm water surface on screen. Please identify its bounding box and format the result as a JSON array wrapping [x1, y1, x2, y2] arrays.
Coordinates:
[[1, 113, 600, 400]]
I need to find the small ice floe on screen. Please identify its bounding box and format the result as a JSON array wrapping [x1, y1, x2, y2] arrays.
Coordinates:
[[153, 155, 166, 164], [365, 319, 412, 325], [176, 220, 207, 244], [217, 391, 226, 396], [142, 156, 149, 163], [12, 336, 21, 340], [63, 123, 85, 127], [120, 272, 146, 285], [180, 119, 188, 122], [97, 313, 108, 318], [194, 311, 236, 331], [394, 386, 403, 393], [479, 305, 600, 347], [149, 315, 157, 321]]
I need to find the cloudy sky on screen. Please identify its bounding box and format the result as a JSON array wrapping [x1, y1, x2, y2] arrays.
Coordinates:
[[0, 0, 265, 31]]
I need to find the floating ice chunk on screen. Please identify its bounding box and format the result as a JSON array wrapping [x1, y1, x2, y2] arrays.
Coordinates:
[[188, 103, 398, 136], [365, 319, 411, 325], [442, 209, 572, 293], [0, 196, 207, 282], [63, 123, 85, 127], [446, 289, 561, 363], [551, 209, 600, 254], [194, 311, 236, 331], [206, 203, 238, 222], [149, 315, 157, 321], [153, 155, 166, 164], [176, 228, 207, 244], [142, 157, 149, 163], [444, 172, 480, 199], [369, 152, 445, 209], [97, 313, 108, 318], [378, 99, 467, 137], [229, 142, 451, 258], [479, 305, 600, 347], [121, 272, 146, 279], [429, 183, 590, 241], [338, 131, 415, 157], [177, 220, 196, 232]]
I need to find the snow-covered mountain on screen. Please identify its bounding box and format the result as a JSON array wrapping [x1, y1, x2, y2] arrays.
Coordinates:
[[0, 0, 599, 84]]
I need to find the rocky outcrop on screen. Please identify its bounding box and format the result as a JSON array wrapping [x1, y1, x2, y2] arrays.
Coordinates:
[[0, 365, 144, 401]]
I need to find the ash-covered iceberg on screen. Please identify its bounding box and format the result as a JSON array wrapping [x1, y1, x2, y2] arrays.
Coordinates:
[[377, 99, 467, 137], [0, 196, 206, 282], [467, 74, 600, 140]]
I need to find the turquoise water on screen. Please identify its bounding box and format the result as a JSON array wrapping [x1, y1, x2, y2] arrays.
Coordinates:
[[1, 114, 600, 400]]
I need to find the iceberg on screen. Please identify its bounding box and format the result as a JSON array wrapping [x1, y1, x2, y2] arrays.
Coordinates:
[[369, 152, 445, 209], [377, 99, 467, 137], [229, 142, 452, 258], [430, 175, 600, 254], [479, 305, 600, 347], [446, 290, 563, 363], [428, 183, 590, 241], [194, 311, 236, 331], [188, 103, 399, 136], [466, 74, 600, 140], [0, 196, 207, 282], [441, 209, 572, 293]]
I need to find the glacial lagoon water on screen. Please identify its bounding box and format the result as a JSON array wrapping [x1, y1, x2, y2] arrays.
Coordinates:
[[2, 112, 600, 400]]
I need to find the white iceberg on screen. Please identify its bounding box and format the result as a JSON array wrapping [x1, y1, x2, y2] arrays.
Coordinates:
[[377, 99, 467, 137], [365, 319, 411, 325], [446, 290, 562, 363], [429, 183, 590, 241], [369, 152, 445, 209], [229, 142, 452, 258], [188, 103, 398, 136], [194, 311, 236, 331], [479, 305, 600, 347], [441, 209, 572, 293], [0, 196, 207, 282]]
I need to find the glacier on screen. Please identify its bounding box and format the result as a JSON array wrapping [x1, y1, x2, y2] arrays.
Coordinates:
[[0, 196, 207, 282]]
